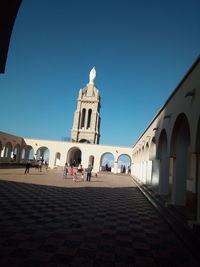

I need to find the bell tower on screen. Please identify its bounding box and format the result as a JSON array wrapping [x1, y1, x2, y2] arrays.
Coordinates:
[[71, 67, 101, 144]]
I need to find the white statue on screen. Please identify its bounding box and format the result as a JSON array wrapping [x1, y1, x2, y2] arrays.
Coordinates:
[[89, 67, 96, 85]]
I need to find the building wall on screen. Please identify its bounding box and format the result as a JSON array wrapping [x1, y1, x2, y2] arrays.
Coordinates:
[[0, 131, 132, 174], [131, 56, 200, 223]]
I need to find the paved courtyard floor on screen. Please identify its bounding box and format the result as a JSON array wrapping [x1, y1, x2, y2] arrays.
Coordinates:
[[0, 168, 199, 266]]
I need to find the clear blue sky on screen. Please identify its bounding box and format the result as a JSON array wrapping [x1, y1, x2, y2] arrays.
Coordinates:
[[1, 0, 199, 147]]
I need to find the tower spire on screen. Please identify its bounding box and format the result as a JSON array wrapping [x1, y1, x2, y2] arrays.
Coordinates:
[[71, 68, 101, 144]]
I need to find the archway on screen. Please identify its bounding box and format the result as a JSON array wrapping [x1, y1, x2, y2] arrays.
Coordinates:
[[28, 148, 34, 160], [87, 109, 92, 129], [158, 129, 169, 195], [21, 148, 26, 161], [117, 154, 131, 174], [81, 108, 86, 128], [13, 144, 20, 162], [55, 152, 61, 166], [79, 139, 90, 144], [170, 113, 191, 211], [67, 147, 82, 167], [20, 145, 33, 163], [100, 153, 114, 172], [4, 142, 12, 160], [36, 147, 49, 162]]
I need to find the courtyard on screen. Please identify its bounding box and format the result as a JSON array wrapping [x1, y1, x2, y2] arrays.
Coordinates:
[[0, 168, 199, 266]]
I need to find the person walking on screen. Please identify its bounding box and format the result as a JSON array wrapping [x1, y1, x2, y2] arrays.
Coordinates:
[[81, 171, 84, 181], [63, 162, 68, 178], [69, 165, 73, 176], [38, 159, 42, 172], [24, 160, 31, 174], [45, 161, 48, 171], [77, 163, 83, 173], [86, 165, 93, 182]]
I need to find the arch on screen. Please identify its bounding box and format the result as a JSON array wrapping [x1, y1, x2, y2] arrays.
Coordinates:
[[36, 146, 49, 162], [54, 152, 61, 166], [43, 148, 50, 163], [87, 109, 92, 129], [170, 113, 191, 208], [81, 108, 86, 128], [13, 144, 20, 161], [88, 155, 94, 167], [67, 147, 82, 166], [79, 139, 90, 144], [157, 129, 169, 195], [100, 152, 114, 172], [4, 142, 12, 159], [117, 154, 131, 174], [29, 148, 35, 160], [21, 148, 26, 160], [26, 146, 34, 161]]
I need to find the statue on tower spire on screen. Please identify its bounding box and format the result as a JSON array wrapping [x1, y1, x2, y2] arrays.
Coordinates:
[[89, 67, 96, 85]]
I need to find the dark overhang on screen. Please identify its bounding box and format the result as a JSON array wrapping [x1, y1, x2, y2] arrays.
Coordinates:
[[0, 0, 22, 73]]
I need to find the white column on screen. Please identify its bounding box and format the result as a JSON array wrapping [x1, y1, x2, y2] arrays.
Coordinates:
[[114, 161, 118, 174], [1, 147, 5, 157], [151, 159, 160, 187], [146, 160, 152, 185], [48, 152, 55, 169], [143, 161, 147, 184]]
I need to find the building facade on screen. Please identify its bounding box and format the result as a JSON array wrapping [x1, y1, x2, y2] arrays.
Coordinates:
[[0, 131, 132, 174], [131, 56, 200, 225]]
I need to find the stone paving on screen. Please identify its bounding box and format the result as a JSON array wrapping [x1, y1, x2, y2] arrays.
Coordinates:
[[0, 168, 199, 266]]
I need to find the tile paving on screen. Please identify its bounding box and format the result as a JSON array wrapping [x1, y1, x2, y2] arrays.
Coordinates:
[[0, 168, 199, 266]]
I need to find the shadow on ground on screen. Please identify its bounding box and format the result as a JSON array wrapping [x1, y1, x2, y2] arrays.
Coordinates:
[[0, 180, 199, 267]]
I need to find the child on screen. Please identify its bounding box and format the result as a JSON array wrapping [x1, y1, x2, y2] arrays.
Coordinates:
[[69, 165, 73, 176], [73, 172, 78, 182], [63, 163, 68, 178], [81, 171, 84, 181]]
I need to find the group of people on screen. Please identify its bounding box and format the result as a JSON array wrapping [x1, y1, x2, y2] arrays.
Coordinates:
[[24, 158, 48, 174], [63, 163, 93, 182]]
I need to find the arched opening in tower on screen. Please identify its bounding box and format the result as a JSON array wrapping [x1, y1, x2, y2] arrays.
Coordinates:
[[79, 139, 90, 144], [81, 109, 86, 128], [87, 109, 92, 128], [67, 147, 82, 167]]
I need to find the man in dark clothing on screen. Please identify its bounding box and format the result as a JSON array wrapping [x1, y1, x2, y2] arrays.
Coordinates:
[[86, 165, 93, 182], [24, 160, 31, 174]]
